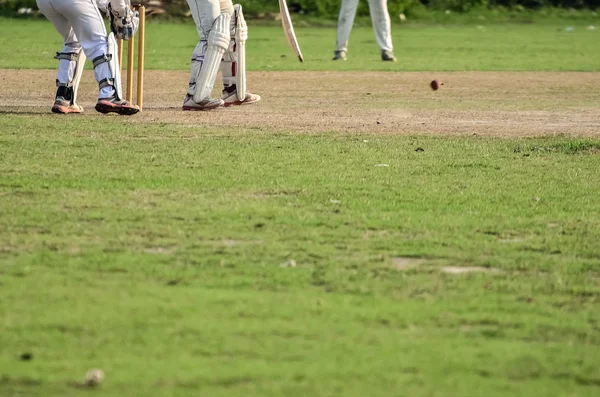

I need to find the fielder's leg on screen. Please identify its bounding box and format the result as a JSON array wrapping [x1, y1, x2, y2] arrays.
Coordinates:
[[220, 4, 260, 107], [366, 0, 395, 61], [333, 0, 359, 60]]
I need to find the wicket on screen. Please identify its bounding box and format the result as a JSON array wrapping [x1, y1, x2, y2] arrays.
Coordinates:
[[117, 5, 145, 111]]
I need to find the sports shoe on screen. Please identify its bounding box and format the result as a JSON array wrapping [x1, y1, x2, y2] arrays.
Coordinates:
[[95, 97, 140, 115], [51, 96, 83, 114], [222, 89, 261, 107], [182, 95, 224, 111], [381, 50, 397, 62], [332, 50, 347, 61]]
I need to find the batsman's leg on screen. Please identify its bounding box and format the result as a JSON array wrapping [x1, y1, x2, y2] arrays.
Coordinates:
[[183, 0, 226, 110], [191, 14, 230, 102], [220, 4, 260, 107]]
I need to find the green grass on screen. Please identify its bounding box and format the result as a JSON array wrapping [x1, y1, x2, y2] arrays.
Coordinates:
[[2, 16, 600, 397], [1, 116, 600, 396], [1, 18, 599, 71]]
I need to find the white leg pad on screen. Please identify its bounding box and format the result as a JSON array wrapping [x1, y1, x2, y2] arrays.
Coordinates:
[[187, 41, 205, 96], [71, 50, 87, 105], [106, 33, 124, 100], [234, 4, 247, 101], [193, 13, 231, 103]]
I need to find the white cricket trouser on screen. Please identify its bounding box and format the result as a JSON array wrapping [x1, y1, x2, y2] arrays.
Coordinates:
[[335, 0, 393, 52], [36, 0, 115, 98], [187, 0, 221, 41], [187, 0, 233, 39]]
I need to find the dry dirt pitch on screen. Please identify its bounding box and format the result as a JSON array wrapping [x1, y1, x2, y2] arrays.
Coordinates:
[[2, 70, 599, 137]]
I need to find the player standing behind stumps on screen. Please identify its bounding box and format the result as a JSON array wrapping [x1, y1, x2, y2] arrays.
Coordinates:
[[333, 0, 396, 62], [36, 0, 140, 115], [183, 0, 261, 110]]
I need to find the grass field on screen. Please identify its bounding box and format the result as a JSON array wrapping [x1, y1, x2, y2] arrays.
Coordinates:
[[1, 18, 600, 71], [1, 16, 600, 397]]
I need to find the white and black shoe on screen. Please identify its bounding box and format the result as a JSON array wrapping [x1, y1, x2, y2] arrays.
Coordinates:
[[51, 86, 83, 114], [52, 96, 83, 114], [381, 50, 397, 62], [332, 50, 347, 61]]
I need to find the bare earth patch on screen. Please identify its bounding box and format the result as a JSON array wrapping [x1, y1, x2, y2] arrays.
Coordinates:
[[1, 69, 600, 137], [441, 266, 504, 275], [392, 257, 426, 270]]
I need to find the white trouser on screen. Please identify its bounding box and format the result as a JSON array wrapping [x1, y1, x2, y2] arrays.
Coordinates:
[[187, 0, 233, 40], [335, 0, 393, 53], [36, 0, 114, 98]]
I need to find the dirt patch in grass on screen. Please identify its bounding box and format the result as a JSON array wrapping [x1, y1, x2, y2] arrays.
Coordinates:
[[441, 266, 504, 275], [392, 257, 426, 270], [1, 70, 599, 137]]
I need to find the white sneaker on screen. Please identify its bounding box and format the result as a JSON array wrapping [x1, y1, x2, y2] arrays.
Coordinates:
[[52, 96, 83, 114], [222, 90, 261, 107], [182, 95, 224, 111]]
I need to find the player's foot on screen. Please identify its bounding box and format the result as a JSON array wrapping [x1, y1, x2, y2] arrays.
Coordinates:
[[332, 50, 347, 61], [182, 95, 224, 111], [222, 87, 261, 107], [51, 96, 83, 114], [381, 50, 397, 62], [95, 97, 140, 115]]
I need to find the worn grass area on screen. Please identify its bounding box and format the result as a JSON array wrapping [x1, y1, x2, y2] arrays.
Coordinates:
[[0, 18, 599, 71], [1, 115, 600, 396]]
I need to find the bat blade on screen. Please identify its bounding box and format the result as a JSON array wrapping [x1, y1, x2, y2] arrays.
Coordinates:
[[278, 0, 304, 62]]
